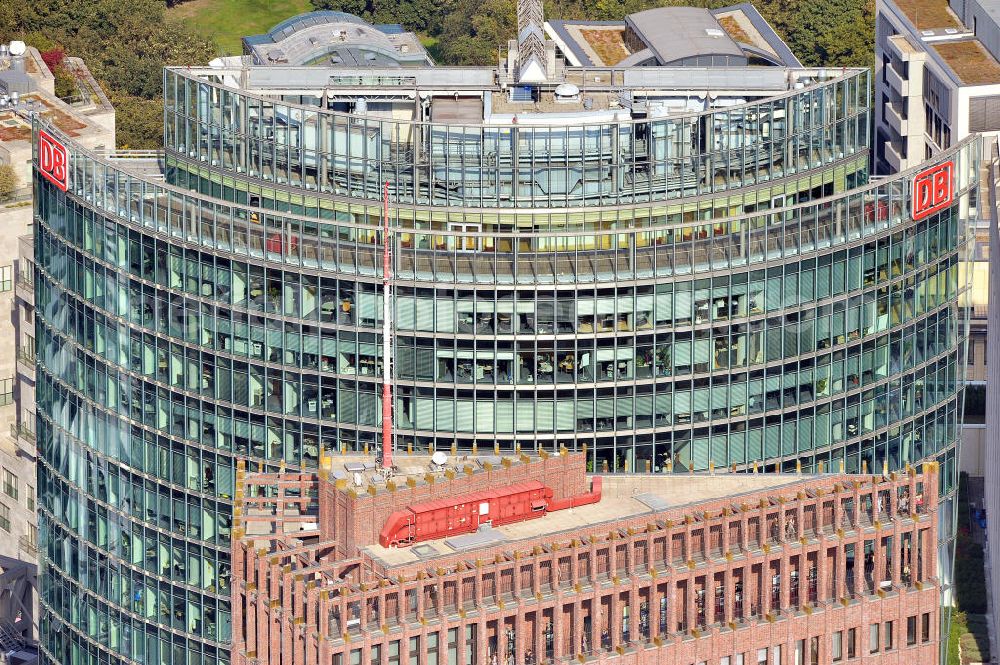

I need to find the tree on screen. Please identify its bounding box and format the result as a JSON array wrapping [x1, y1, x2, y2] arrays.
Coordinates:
[[0, 164, 18, 202], [437, 0, 515, 64], [311, 0, 370, 16]]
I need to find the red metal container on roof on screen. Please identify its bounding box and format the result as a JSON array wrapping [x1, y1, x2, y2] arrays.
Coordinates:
[[378, 477, 603, 548]]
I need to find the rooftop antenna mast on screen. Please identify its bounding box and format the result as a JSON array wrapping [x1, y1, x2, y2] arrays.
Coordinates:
[[381, 180, 394, 472]]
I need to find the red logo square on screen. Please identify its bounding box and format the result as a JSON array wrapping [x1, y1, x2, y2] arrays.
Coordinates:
[[38, 129, 68, 192], [912, 161, 954, 221]]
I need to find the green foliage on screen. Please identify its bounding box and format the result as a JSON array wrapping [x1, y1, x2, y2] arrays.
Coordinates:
[[312, 0, 442, 33], [757, 0, 875, 67], [0, 0, 214, 148], [52, 67, 77, 100], [948, 610, 965, 665], [0, 164, 18, 201]]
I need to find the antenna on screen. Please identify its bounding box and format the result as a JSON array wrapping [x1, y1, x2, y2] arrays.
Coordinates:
[[381, 180, 394, 471]]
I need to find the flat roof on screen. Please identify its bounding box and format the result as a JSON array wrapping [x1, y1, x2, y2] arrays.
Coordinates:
[[933, 39, 1000, 84], [893, 0, 961, 29], [364, 473, 810, 568]]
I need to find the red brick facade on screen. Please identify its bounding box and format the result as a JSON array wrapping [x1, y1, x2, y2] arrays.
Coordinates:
[[231, 455, 941, 665]]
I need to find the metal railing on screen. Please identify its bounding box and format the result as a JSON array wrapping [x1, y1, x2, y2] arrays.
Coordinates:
[[10, 421, 34, 442], [17, 534, 36, 557], [16, 346, 35, 366]]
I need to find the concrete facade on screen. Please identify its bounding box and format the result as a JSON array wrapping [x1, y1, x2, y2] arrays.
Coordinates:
[[231, 454, 942, 665]]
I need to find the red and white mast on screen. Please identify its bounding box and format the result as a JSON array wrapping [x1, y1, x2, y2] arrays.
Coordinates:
[[381, 180, 394, 471]]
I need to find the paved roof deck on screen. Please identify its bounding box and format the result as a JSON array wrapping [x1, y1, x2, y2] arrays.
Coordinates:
[[491, 89, 623, 115], [363, 473, 815, 568]]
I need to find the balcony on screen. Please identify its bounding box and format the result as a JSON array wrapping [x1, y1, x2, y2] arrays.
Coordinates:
[[883, 102, 908, 136], [15, 346, 34, 378], [884, 64, 908, 96], [13, 276, 31, 307], [884, 140, 905, 172], [17, 534, 36, 558], [10, 420, 35, 445]]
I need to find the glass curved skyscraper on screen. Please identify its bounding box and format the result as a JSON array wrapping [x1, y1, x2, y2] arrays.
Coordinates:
[[33, 9, 976, 665]]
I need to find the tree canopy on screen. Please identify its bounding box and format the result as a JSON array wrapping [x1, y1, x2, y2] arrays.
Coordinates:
[[0, 0, 215, 148]]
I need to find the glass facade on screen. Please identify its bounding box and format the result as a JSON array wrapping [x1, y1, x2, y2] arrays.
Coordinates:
[[33, 63, 976, 665]]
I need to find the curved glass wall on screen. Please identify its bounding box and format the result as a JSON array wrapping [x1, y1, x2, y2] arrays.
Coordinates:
[[35, 73, 973, 665], [163, 67, 870, 208]]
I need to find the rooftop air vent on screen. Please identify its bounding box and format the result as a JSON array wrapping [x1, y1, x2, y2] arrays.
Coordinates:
[[554, 82, 580, 101], [921, 30, 934, 36], [944, 28, 958, 34], [705, 28, 724, 37]]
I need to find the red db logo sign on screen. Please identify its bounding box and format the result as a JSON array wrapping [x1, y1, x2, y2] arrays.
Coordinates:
[[38, 129, 68, 192], [912, 160, 953, 221]]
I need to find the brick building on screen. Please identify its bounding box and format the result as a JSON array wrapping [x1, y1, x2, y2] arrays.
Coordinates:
[[231, 452, 941, 665]]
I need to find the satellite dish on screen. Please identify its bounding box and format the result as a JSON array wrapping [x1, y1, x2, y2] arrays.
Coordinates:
[[431, 451, 448, 466], [8, 42, 26, 57]]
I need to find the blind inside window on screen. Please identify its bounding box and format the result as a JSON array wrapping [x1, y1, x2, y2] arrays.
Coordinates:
[[516, 402, 534, 431], [765, 423, 781, 457], [537, 401, 554, 431], [436, 400, 454, 430], [496, 401, 514, 432], [358, 392, 377, 425], [675, 340, 692, 364], [436, 300, 455, 332], [339, 389, 357, 423], [693, 388, 710, 412], [596, 398, 614, 418], [674, 291, 692, 319], [635, 393, 653, 417], [415, 398, 434, 429], [476, 401, 494, 433], [616, 396, 632, 418], [557, 401, 575, 430], [456, 401, 474, 432]]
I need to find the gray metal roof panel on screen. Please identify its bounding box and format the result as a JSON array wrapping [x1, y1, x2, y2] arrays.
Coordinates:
[[626, 7, 743, 64]]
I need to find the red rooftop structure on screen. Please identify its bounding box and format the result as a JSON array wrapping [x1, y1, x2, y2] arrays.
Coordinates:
[[231, 451, 941, 665]]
